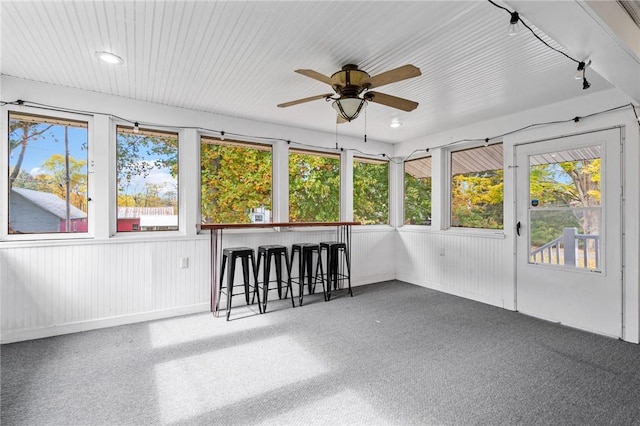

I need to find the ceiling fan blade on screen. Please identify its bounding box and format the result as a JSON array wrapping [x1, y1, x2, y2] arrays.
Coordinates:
[[277, 93, 333, 108], [365, 92, 419, 112], [360, 64, 421, 89], [295, 69, 343, 87]]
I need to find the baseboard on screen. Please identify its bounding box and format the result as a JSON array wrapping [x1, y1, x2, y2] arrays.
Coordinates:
[[396, 273, 512, 311], [0, 303, 210, 344], [353, 273, 395, 287], [1, 274, 394, 344]]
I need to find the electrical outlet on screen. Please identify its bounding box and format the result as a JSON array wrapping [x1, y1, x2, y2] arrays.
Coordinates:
[[179, 257, 189, 269]]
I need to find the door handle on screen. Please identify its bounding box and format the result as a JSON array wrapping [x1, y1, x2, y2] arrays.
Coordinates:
[[516, 221, 521, 236]]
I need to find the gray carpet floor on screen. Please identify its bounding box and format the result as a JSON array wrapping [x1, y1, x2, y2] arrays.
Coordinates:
[[1, 280, 639, 425]]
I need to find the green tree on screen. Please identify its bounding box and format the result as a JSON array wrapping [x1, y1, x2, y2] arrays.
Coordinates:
[[39, 153, 88, 211], [8, 120, 54, 189], [404, 174, 432, 225], [117, 131, 178, 210], [528, 158, 600, 246], [353, 160, 389, 224], [200, 143, 272, 223], [451, 170, 504, 229], [289, 152, 339, 222], [117, 133, 178, 186]]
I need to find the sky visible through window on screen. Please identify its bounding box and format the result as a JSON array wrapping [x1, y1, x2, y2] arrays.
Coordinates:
[[9, 124, 87, 183]]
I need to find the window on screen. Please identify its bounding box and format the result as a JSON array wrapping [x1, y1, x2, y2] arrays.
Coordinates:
[[353, 157, 389, 225], [8, 112, 89, 235], [404, 155, 432, 225], [450, 144, 503, 229], [289, 149, 340, 222], [116, 126, 178, 232], [200, 137, 272, 223], [528, 146, 602, 270]]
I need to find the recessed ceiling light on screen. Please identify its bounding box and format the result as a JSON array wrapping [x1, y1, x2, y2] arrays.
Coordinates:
[[390, 119, 403, 128], [95, 51, 124, 65]]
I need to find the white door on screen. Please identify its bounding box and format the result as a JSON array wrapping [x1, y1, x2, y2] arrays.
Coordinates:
[[515, 128, 623, 337]]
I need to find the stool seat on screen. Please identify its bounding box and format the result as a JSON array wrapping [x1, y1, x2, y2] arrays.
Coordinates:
[[218, 247, 261, 321], [223, 247, 254, 256], [255, 244, 295, 312], [258, 245, 288, 254]]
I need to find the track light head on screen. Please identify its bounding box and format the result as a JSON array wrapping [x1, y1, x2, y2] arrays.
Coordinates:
[[575, 62, 585, 80], [583, 78, 591, 90], [508, 11, 519, 35]]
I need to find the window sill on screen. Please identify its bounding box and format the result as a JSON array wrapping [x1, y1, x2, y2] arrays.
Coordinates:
[[398, 226, 506, 239]]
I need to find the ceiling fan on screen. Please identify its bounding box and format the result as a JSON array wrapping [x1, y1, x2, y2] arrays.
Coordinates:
[[277, 64, 422, 122]]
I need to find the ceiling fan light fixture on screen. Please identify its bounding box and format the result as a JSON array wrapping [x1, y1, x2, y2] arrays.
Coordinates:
[[332, 97, 367, 122]]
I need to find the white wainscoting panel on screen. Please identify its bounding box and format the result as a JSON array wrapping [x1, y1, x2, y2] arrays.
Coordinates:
[[1, 227, 395, 342], [396, 229, 512, 309]]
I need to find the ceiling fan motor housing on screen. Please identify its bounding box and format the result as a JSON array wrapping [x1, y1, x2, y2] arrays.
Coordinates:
[[331, 64, 370, 97]]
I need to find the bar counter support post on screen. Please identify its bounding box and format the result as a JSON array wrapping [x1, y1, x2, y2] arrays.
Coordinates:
[[210, 228, 223, 317]]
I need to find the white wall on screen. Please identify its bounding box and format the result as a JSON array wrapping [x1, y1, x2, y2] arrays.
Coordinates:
[[1, 78, 638, 344], [393, 88, 640, 343]]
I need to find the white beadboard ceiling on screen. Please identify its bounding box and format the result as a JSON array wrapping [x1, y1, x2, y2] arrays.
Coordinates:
[[0, 1, 629, 144]]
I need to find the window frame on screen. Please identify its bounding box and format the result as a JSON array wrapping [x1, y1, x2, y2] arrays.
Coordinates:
[[446, 142, 505, 233], [115, 124, 180, 235], [353, 155, 390, 226], [199, 135, 274, 225], [2, 107, 94, 241], [403, 153, 432, 227], [288, 147, 341, 223]]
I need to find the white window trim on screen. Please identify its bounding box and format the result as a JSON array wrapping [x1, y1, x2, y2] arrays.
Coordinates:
[[353, 152, 390, 225], [402, 152, 433, 228], [2, 106, 95, 242], [446, 141, 505, 233], [288, 146, 342, 223], [198, 132, 275, 226], [114, 121, 181, 236]]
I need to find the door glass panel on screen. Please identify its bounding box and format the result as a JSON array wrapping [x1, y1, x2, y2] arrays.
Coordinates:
[[528, 146, 602, 271]]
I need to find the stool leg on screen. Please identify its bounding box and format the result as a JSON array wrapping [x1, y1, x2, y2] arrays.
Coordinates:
[[344, 247, 353, 297], [305, 250, 314, 294], [263, 252, 271, 312], [241, 255, 251, 305], [323, 247, 332, 301], [315, 250, 327, 301], [217, 255, 227, 313], [332, 248, 340, 290], [250, 253, 262, 314], [284, 249, 295, 308], [274, 252, 283, 299], [226, 256, 236, 321], [252, 252, 263, 305], [298, 249, 305, 305]]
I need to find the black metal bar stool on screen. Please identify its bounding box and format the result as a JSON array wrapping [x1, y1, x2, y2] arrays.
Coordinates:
[[319, 241, 352, 300], [290, 243, 326, 305], [254, 245, 295, 312], [217, 247, 262, 321]]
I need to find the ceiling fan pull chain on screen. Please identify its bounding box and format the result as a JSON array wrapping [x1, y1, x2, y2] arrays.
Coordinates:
[[364, 107, 367, 143]]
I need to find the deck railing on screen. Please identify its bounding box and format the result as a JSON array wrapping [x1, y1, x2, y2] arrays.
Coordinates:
[[530, 227, 600, 269]]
